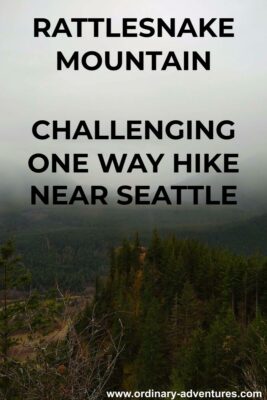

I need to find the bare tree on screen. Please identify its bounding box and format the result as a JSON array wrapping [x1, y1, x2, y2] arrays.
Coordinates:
[[0, 290, 124, 400], [241, 328, 267, 398]]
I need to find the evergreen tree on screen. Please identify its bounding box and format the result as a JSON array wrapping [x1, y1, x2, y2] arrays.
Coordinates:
[[0, 240, 30, 360], [169, 282, 201, 350], [91, 234, 267, 391], [243, 317, 267, 391], [0, 240, 30, 396], [136, 298, 168, 390], [171, 328, 205, 391], [203, 309, 241, 389]]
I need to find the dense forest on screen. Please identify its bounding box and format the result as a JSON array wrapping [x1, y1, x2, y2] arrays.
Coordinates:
[[1, 234, 267, 398], [1, 206, 267, 291], [90, 233, 267, 393]]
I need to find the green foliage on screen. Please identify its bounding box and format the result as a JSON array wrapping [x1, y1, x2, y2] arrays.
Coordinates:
[[2, 207, 267, 292], [0, 241, 67, 398], [243, 317, 267, 390], [92, 234, 267, 391], [0, 241, 31, 358], [0, 231, 266, 395], [136, 297, 169, 390], [203, 310, 242, 389], [0, 240, 31, 396]]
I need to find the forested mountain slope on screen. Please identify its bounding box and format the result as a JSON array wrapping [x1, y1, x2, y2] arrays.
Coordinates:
[[89, 234, 267, 392], [0, 207, 266, 290]]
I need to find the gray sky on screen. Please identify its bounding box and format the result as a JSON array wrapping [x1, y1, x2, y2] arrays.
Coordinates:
[[1, 0, 267, 198]]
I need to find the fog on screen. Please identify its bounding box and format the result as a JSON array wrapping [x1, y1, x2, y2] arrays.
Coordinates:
[[1, 0, 266, 207]]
